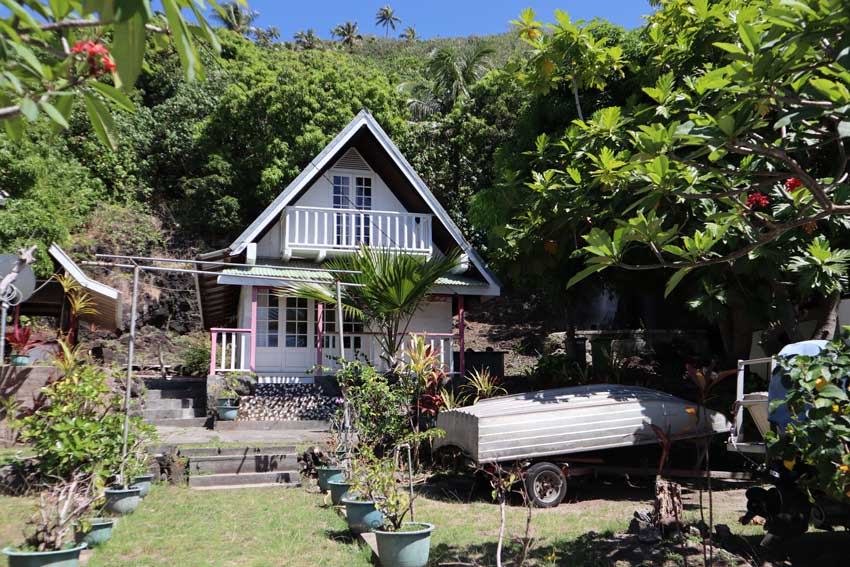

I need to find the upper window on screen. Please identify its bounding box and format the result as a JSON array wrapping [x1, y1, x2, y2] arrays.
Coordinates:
[[332, 175, 351, 209]]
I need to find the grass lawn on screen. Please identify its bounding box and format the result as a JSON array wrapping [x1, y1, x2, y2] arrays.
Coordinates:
[[0, 476, 769, 566]]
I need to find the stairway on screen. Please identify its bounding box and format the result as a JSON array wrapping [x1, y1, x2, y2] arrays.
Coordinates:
[[143, 379, 206, 427], [183, 446, 302, 490]]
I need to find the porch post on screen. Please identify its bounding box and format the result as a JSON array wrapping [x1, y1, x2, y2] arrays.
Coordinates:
[[316, 302, 324, 375], [250, 287, 258, 372], [458, 295, 466, 378], [209, 329, 217, 376]]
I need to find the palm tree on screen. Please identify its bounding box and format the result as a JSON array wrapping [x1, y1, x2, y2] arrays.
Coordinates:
[[400, 42, 495, 119], [211, 1, 259, 35], [399, 26, 418, 42], [375, 5, 401, 38], [332, 21, 362, 51], [294, 29, 319, 50], [281, 246, 459, 368]]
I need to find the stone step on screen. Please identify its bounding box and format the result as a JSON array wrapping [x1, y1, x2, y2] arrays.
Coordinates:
[[214, 420, 330, 431], [145, 389, 197, 400], [179, 445, 297, 457], [143, 408, 199, 420], [188, 453, 298, 474], [188, 470, 299, 488], [144, 417, 208, 428], [145, 398, 194, 410]]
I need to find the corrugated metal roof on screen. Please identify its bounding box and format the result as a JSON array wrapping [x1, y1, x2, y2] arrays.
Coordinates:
[[220, 261, 487, 288]]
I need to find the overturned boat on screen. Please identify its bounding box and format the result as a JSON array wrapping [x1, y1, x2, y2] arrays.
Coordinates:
[[435, 384, 732, 507]]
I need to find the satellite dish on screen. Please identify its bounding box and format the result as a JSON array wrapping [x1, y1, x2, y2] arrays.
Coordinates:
[[0, 253, 36, 304]]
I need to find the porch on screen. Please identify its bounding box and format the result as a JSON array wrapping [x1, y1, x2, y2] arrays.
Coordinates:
[[208, 292, 467, 381]]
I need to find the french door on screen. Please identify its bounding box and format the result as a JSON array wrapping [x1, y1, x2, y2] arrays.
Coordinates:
[[255, 290, 312, 372]]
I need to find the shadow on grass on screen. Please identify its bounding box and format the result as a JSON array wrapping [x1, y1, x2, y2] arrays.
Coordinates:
[[730, 530, 850, 566], [324, 528, 356, 545]]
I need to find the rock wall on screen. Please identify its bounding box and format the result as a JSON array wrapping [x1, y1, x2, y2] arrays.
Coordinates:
[[237, 384, 339, 422]]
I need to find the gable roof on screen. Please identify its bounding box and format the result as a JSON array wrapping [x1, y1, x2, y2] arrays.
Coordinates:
[[228, 109, 500, 295]]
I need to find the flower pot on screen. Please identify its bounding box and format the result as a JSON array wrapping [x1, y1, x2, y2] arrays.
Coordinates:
[[327, 479, 351, 506], [215, 399, 238, 421], [2, 543, 87, 567], [132, 474, 154, 498], [342, 498, 384, 535], [316, 466, 343, 492], [374, 523, 435, 567], [9, 354, 30, 366], [103, 486, 141, 515], [75, 517, 115, 547]]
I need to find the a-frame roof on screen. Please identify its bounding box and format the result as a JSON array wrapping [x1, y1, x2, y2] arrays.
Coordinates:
[[228, 109, 500, 295]]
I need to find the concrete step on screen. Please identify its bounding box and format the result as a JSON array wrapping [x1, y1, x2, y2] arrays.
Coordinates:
[[214, 420, 329, 431], [145, 389, 197, 400], [189, 453, 298, 474], [179, 445, 296, 457], [191, 481, 301, 491], [188, 470, 300, 488], [143, 408, 199, 420], [144, 398, 194, 410], [144, 417, 208, 427]]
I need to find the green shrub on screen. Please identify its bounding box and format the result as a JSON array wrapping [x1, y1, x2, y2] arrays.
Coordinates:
[[178, 331, 211, 376], [338, 360, 408, 448]]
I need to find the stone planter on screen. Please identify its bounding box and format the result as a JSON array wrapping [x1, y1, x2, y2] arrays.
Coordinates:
[[2, 543, 87, 567], [9, 354, 30, 366], [328, 479, 350, 506], [374, 523, 435, 567], [216, 398, 238, 421], [316, 466, 343, 492], [103, 486, 141, 515], [132, 474, 154, 498], [342, 498, 384, 536], [76, 517, 115, 547]]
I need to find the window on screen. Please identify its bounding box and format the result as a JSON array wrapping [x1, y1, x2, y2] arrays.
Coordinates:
[[315, 304, 363, 350], [354, 177, 372, 245], [256, 290, 279, 348], [285, 297, 308, 348], [334, 175, 372, 246]]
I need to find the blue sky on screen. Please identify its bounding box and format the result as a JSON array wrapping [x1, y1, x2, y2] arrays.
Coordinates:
[[233, 1, 655, 40]]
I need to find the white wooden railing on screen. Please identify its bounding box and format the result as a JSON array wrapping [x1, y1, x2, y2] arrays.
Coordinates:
[[209, 328, 252, 374], [283, 206, 433, 256], [323, 332, 455, 375]]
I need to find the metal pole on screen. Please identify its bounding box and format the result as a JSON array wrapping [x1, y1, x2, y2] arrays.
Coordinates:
[[336, 279, 351, 451], [0, 303, 7, 364], [120, 265, 140, 486]]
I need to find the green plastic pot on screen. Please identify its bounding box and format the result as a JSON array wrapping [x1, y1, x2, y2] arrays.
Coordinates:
[[316, 466, 343, 492], [216, 400, 238, 421], [75, 517, 114, 547], [374, 523, 435, 567], [327, 479, 351, 506], [9, 354, 29, 366], [133, 474, 154, 498], [342, 498, 384, 535], [103, 486, 141, 515], [2, 543, 87, 567]]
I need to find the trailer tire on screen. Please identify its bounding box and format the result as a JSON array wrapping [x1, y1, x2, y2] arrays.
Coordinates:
[[525, 462, 567, 508]]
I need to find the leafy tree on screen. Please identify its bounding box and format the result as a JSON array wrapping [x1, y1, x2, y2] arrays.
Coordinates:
[[0, 0, 224, 148], [294, 29, 320, 50], [400, 26, 418, 42], [211, 1, 259, 34], [283, 247, 459, 368], [375, 5, 402, 38], [332, 21, 363, 51]]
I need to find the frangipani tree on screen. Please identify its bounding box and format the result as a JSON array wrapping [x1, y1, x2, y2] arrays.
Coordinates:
[[0, 0, 231, 148], [282, 246, 458, 369]]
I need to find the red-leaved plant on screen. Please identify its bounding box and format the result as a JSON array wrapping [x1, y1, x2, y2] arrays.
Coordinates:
[[5, 325, 44, 356]]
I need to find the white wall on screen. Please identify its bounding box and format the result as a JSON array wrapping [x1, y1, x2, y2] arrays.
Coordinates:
[[407, 297, 453, 335]]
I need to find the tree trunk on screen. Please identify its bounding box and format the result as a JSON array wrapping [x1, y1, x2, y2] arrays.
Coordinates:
[[571, 78, 584, 121], [811, 290, 841, 340], [653, 476, 684, 539]]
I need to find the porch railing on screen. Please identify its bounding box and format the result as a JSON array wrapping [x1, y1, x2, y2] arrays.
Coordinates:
[[323, 332, 456, 375], [209, 327, 252, 375], [283, 206, 433, 256]]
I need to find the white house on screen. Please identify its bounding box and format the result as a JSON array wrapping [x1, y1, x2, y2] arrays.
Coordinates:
[[195, 110, 500, 382]]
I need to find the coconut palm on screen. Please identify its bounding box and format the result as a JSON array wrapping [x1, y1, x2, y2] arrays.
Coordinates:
[[375, 5, 402, 37], [332, 21, 363, 51], [281, 246, 459, 368], [400, 26, 418, 42], [400, 42, 495, 119], [212, 1, 259, 35], [294, 29, 319, 50]]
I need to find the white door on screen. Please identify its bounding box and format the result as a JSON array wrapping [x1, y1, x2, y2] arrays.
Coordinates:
[[255, 289, 282, 371], [282, 296, 312, 371]]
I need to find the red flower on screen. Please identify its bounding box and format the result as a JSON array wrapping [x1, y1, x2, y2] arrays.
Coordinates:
[[785, 177, 803, 192], [101, 56, 116, 74], [746, 192, 770, 209], [70, 40, 115, 76]]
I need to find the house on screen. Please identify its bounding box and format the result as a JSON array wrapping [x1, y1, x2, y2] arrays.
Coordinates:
[[195, 110, 500, 382]]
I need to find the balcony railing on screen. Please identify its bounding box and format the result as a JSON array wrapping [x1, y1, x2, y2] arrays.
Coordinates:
[[283, 206, 432, 257]]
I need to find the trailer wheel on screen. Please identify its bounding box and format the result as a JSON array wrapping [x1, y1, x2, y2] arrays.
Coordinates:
[[525, 462, 567, 508]]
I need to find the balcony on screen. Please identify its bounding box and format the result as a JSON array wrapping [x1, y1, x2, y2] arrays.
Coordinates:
[[283, 206, 433, 260]]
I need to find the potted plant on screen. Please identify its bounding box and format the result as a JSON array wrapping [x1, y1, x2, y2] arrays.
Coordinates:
[[211, 373, 242, 421], [2, 472, 97, 567], [74, 516, 115, 548], [4, 324, 43, 366], [342, 447, 385, 536], [104, 424, 155, 515], [126, 441, 156, 498], [367, 453, 434, 567]]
